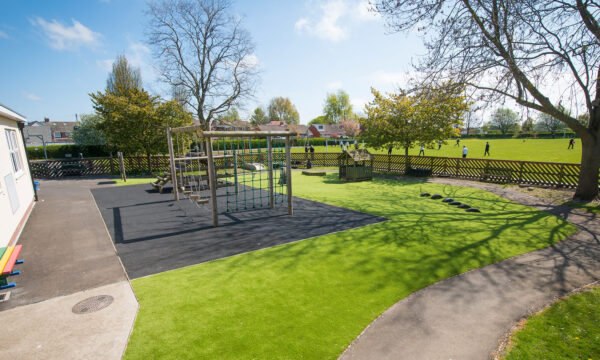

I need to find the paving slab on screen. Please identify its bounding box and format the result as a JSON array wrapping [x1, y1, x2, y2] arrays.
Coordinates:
[[0, 280, 138, 360], [341, 176, 600, 360], [92, 184, 386, 279], [0, 178, 129, 311]]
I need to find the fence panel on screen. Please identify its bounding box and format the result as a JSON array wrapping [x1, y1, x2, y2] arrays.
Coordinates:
[[29, 153, 591, 189]]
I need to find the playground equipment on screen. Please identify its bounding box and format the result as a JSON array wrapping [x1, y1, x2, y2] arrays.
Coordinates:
[[338, 149, 374, 181], [167, 126, 295, 227]]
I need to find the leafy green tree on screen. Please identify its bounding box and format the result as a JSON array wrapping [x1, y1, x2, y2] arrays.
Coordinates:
[[72, 114, 107, 146], [489, 108, 520, 135], [361, 85, 468, 168], [308, 115, 329, 125], [323, 90, 354, 123], [106, 54, 142, 96], [268, 97, 299, 124], [249, 107, 268, 125], [90, 88, 193, 173]]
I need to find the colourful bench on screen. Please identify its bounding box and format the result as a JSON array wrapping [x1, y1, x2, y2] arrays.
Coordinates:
[[0, 245, 23, 290]]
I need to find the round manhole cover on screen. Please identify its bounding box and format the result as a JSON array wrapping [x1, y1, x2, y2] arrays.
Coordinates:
[[72, 295, 114, 314]]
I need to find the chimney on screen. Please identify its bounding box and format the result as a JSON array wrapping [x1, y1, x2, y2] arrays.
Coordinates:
[[44, 117, 50, 123]]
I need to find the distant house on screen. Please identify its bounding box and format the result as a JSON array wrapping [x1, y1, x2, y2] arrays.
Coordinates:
[[211, 119, 252, 131], [24, 118, 79, 145], [255, 122, 308, 138], [308, 123, 347, 138], [1, 103, 35, 247]]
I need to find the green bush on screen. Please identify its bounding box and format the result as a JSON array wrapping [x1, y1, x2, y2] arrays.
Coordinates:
[[27, 144, 113, 159]]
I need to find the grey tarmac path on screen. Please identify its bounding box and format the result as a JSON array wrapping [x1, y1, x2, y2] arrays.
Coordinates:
[[341, 176, 600, 360], [0, 178, 138, 360]]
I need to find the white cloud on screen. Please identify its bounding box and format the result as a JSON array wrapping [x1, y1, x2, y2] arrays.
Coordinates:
[[22, 91, 43, 101], [241, 53, 260, 69], [355, 1, 380, 21], [0, 30, 8, 39], [97, 59, 113, 72], [295, 0, 380, 42], [366, 70, 412, 88], [32, 17, 100, 50], [295, 0, 349, 42], [351, 97, 367, 111], [327, 81, 343, 90], [295, 18, 309, 31], [127, 42, 158, 83]]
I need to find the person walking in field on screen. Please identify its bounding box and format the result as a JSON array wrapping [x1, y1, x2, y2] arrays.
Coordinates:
[[419, 145, 425, 156], [438, 140, 442, 150], [462, 145, 468, 158], [456, 138, 460, 146], [388, 145, 393, 155], [484, 141, 490, 156], [568, 138, 575, 149]]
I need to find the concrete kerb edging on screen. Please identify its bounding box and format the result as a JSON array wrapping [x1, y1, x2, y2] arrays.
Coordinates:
[[89, 187, 140, 359]]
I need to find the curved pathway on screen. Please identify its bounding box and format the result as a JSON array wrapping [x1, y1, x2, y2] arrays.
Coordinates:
[[341, 177, 600, 360]]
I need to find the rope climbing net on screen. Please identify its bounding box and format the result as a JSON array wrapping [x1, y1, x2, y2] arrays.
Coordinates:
[[167, 127, 295, 227]]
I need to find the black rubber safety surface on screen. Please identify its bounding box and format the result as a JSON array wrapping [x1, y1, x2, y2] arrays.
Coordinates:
[[92, 184, 386, 279]]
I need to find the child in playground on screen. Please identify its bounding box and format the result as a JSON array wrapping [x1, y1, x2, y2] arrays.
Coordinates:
[[462, 145, 468, 158], [568, 138, 575, 149], [484, 142, 490, 156], [419, 145, 425, 156]]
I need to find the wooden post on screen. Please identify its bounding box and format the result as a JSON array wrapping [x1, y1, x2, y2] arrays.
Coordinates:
[[442, 157, 447, 175], [117, 151, 127, 182], [267, 136, 274, 208], [518, 161, 524, 184], [206, 136, 218, 227], [109, 154, 115, 174], [285, 136, 293, 215], [167, 128, 179, 201], [557, 164, 565, 188], [455, 158, 460, 178]]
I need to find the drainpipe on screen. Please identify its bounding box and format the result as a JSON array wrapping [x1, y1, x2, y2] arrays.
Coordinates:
[[18, 122, 38, 201]]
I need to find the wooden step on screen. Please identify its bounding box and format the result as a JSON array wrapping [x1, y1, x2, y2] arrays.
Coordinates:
[[196, 199, 209, 204]]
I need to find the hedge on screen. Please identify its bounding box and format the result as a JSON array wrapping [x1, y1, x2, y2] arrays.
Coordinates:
[[27, 144, 113, 160]]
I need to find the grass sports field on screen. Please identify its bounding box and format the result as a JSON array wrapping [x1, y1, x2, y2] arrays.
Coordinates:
[[123, 173, 575, 359], [295, 138, 582, 163]]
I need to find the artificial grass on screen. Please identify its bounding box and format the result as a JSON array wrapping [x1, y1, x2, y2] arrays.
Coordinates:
[[503, 286, 600, 359], [295, 138, 582, 163], [124, 173, 576, 360], [114, 177, 156, 186]]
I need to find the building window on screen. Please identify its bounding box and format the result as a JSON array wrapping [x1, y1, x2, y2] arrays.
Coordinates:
[[317, 124, 324, 130], [5, 129, 23, 174], [54, 131, 62, 138], [64, 131, 70, 137]]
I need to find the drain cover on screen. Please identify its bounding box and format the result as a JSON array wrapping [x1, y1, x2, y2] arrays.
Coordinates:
[[72, 295, 114, 314]]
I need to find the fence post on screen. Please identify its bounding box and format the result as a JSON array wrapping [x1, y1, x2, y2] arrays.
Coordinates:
[[518, 161, 524, 184], [456, 158, 460, 177], [443, 157, 447, 175], [557, 164, 565, 188], [109, 154, 115, 174]]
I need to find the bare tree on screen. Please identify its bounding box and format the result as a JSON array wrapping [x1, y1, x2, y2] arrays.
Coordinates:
[[375, 0, 600, 200], [147, 0, 258, 130], [463, 105, 481, 135]]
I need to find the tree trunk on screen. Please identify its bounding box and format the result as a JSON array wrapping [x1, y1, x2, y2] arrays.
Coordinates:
[[574, 137, 600, 200], [405, 146, 410, 174], [146, 152, 153, 175]]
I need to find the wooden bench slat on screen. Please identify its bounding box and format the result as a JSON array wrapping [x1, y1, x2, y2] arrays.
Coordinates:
[[1, 245, 22, 276], [0, 246, 15, 273]]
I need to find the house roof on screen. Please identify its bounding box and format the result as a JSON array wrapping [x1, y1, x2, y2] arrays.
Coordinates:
[[26, 121, 79, 132], [338, 149, 373, 161], [0, 102, 27, 123], [310, 123, 346, 137], [256, 124, 307, 135]]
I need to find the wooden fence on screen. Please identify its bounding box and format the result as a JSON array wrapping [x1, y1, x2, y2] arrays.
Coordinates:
[[30, 153, 587, 188]]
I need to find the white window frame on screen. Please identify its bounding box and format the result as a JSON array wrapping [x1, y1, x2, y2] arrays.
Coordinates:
[[5, 129, 24, 176], [54, 131, 62, 138]]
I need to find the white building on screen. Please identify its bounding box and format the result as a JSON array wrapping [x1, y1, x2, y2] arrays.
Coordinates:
[[0, 103, 35, 248]]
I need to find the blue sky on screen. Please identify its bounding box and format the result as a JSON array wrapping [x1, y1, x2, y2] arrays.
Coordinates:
[[0, 0, 423, 124]]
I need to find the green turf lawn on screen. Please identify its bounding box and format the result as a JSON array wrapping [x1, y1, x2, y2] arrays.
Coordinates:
[[503, 286, 600, 359], [123, 173, 576, 360], [296, 138, 582, 163]]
